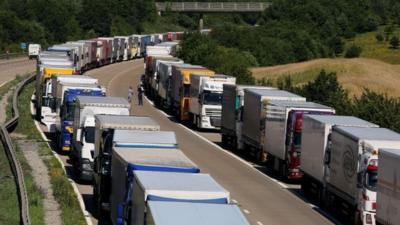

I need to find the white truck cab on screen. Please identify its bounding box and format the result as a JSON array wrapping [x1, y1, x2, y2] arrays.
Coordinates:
[[189, 74, 236, 129]]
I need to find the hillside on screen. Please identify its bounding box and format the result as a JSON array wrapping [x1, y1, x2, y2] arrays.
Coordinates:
[[251, 58, 400, 97], [346, 26, 400, 65]]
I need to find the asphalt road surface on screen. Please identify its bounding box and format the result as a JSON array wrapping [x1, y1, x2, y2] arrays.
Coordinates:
[[42, 59, 339, 225], [0, 57, 36, 86]]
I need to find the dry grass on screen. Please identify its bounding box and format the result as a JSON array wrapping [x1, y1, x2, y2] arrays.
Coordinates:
[[251, 58, 400, 97]]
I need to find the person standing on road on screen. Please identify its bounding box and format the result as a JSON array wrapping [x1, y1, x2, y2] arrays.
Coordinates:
[[5, 49, 10, 60], [137, 84, 144, 106], [128, 86, 134, 103]]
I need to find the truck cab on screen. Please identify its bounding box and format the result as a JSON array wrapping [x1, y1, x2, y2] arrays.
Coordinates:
[[72, 96, 130, 181], [326, 127, 400, 225], [189, 74, 236, 129], [56, 84, 106, 152]]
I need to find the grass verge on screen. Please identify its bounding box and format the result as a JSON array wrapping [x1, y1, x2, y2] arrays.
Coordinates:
[[0, 73, 34, 225], [0, 144, 20, 225], [15, 81, 86, 225]]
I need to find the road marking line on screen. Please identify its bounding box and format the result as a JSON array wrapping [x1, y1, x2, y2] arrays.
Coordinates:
[[257, 221, 264, 225], [277, 182, 289, 189], [243, 209, 250, 214], [232, 199, 238, 204]]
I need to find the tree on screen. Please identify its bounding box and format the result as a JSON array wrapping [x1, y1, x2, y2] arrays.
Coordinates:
[[376, 33, 384, 42], [298, 70, 351, 114], [345, 44, 362, 58], [390, 36, 399, 49]]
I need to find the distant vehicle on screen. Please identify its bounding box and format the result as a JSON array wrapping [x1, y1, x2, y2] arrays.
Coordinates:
[[28, 44, 41, 59]]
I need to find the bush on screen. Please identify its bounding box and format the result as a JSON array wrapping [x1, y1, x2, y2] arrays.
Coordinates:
[[376, 33, 384, 42], [390, 36, 399, 49], [345, 44, 362, 58]]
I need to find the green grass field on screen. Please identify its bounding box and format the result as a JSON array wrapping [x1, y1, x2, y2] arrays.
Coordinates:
[[346, 26, 400, 64]]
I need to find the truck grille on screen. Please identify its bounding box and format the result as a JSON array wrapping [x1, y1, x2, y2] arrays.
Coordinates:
[[205, 108, 221, 117], [210, 117, 221, 127]]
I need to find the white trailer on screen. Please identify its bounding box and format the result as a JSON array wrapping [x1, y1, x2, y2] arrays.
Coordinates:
[[327, 127, 400, 225], [376, 148, 400, 225], [117, 171, 230, 225], [146, 201, 250, 225], [241, 89, 305, 162], [62, 43, 85, 74], [156, 61, 185, 108], [189, 74, 236, 129], [114, 36, 132, 61], [264, 101, 335, 180], [300, 115, 378, 199], [221, 84, 276, 150], [72, 96, 130, 180]]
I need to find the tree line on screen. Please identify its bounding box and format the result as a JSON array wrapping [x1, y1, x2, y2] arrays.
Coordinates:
[[277, 70, 400, 133], [0, 0, 156, 51]]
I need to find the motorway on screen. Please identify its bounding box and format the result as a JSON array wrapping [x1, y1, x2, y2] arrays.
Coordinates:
[[0, 58, 36, 86], [36, 59, 339, 225]]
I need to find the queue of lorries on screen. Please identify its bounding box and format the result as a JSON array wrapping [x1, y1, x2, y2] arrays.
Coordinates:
[[33, 32, 251, 225], [143, 40, 400, 225], [31, 30, 399, 225]]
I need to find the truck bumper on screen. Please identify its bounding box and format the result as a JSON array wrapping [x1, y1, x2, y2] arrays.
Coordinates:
[[361, 211, 376, 225]]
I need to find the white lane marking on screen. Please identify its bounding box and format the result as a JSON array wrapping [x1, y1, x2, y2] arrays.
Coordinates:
[[277, 182, 289, 189], [243, 209, 250, 214], [232, 199, 238, 204], [257, 222, 264, 225]]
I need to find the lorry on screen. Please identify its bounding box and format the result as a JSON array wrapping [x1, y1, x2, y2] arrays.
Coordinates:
[[145, 201, 250, 225], [326, 127, 400, 225], [221, 84, 276, 150], [114, 171, 229, 225], [35, 60, 75, 125], [156, 60, 184, 108], [264, 101, 336, 180], [54, 83, 105, 152], [95, 129, 181, 218], [300, 115, 378, 200], [114, 36, 133, 61], [99, 37, 118, 63], [170, 64, 215, 121], [93, 115, 161, 215], [64, 42, 87, 74], [241, 89, 305, 162], [28, 44, 41, 59], [145, 57, 181, 99], [48, 45, 81, 73], [189, 74, 236, 129], [71, 96, 130, 180], [78, 40, 98, 70], [376, 148, 400, 225], [47, 75, 100, 132]]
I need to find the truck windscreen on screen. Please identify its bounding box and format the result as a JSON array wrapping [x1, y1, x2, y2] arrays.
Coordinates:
[[65, 102, 75, 121], [365, 169, 378, 191], [84, 127, 95, 144], [203, 92, 222, 105]]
